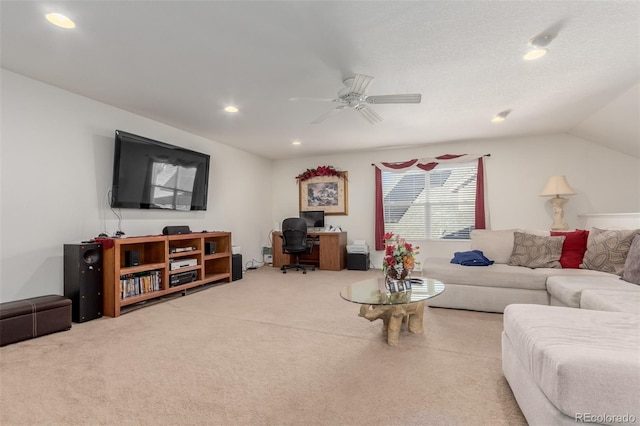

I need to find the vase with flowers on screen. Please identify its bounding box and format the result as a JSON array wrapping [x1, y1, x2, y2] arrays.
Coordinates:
[[382, 232, 419, 293]]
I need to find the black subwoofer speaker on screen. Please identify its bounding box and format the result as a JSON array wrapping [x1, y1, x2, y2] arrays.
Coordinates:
[[232, 254, 242, 281], [64, 243, 103, 323]]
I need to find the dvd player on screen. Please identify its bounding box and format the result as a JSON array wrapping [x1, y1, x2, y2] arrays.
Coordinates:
[[169, 258, 198, 270], [169, 246, 196, 254]]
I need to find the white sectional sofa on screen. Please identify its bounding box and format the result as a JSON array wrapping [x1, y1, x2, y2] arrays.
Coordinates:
[[421, 227, 640, 425], [423, 228, 640, 313], [422, 257, 621, 313], [502, 304, 639, 425]]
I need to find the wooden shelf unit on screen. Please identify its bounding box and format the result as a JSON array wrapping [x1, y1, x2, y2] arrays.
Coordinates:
[[103, 232, 232, 317]]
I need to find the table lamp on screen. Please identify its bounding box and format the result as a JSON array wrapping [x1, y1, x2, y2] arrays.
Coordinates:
[[539, 176, 576, 230]]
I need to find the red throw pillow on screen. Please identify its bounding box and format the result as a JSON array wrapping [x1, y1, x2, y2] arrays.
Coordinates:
[[550, 229, 589, 268]]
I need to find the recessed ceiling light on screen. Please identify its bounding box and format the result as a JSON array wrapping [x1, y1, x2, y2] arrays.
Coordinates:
[[45, 13, 75, 29], [491, 110, 511, 123], [292, 140, 302, 146], [224, 106, 238, 113], [523, 33, 556, 61], [523, 48, 547, 61]]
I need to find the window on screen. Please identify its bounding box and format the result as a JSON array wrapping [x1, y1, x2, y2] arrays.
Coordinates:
[[382, 162, 478, 240], [150, 161, 197, 211]]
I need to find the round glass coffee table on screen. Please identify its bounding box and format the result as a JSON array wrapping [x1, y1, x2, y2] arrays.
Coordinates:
[[340, 277, 445, 346]]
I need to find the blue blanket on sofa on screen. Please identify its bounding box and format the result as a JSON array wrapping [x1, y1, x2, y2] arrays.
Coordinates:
[[450, 250, 494, 266]]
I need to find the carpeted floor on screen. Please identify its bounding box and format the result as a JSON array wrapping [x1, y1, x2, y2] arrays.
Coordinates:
[[0, 267, 526, 425]]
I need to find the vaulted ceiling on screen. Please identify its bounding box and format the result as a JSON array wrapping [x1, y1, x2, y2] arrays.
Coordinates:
[[1, 1, 638, 159]]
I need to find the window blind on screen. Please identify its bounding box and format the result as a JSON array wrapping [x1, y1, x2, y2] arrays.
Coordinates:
[[382, 163, 478, 239]]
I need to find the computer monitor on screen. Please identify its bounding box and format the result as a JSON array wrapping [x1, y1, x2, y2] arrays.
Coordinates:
[[300, 210, 325, 229]]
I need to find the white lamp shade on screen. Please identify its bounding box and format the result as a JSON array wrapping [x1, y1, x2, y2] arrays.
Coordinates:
[[539, 175, 576, 197]]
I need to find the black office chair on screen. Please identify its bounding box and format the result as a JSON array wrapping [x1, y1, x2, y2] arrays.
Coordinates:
[[280, 217, 316, 274]]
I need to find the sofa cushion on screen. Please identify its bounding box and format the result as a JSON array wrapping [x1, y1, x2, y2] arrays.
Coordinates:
[[580, 289, 640, 314], [622, 234, 640, 285], [422, 257, 549, 290], [580, 227, 640, 275], [550, 229, 589, 269], [546, 275, 639, 308], [470, 229, 517, 264], [508, 232, 565, 269], [503, 304, 640, 421]]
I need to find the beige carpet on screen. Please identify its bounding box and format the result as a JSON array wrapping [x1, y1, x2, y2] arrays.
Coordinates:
[[0, 267, 525, 425]]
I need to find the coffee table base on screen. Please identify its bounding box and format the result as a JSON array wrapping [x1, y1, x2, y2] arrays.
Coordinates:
[[358, 301, 425, 346]]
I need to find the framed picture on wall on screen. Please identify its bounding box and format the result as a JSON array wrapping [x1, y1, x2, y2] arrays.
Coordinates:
[[299, 172, 348, 215]]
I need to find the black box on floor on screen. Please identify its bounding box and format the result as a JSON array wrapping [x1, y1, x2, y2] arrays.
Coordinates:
[[347, 253, 370, 271], [232, 254, 242, 281]]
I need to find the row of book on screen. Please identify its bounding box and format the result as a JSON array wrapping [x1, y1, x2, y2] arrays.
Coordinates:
[[120, 270, 162, 300]]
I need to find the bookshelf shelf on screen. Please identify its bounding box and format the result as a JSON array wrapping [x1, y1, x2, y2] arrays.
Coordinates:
[[120, 262, 166, 275], [103, 232, 232, 317], [204, 252, 229, 261], [169, 250, 202, 259], [120, 289, 165, 306]]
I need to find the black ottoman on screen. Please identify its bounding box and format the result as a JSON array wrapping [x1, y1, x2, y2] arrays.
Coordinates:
[[0, 295, 72, 347]]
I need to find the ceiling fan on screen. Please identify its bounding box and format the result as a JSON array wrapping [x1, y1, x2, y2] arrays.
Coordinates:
[[290, 74, 421, 124]]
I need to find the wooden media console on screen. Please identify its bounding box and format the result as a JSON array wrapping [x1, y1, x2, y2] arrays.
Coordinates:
[[102, 232, 232, 317]]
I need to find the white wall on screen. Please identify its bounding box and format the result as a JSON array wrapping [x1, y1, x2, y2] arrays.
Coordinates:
[[569, 83, 640, 159], [272, 135, 640, 268], [0, 70, 273, 302], [2, 69, 638, 302]]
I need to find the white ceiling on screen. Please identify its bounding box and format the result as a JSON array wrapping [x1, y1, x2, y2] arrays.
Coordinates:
[[1, 1, 639, 160]]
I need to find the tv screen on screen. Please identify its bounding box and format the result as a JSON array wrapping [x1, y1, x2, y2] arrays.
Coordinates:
[[300, 210, 325, 228], [111, 130, 210, 211]]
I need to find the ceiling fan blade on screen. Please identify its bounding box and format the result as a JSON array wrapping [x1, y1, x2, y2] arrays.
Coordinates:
[[365, 94, 422, 104], [349, 74, 374, 95], [289, 97, 336, 102], [311, 105, 347, 124], [357, 105, 383, 124]]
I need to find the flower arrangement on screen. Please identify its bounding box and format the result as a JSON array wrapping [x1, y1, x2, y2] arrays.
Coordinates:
[[382, 232, 419, 280], [296, 165, 346, 182]]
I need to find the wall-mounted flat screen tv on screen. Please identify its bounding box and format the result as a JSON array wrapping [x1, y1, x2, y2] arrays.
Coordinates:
[[111, 130, 210, 211]]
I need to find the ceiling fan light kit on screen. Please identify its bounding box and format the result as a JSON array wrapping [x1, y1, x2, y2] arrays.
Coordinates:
[[294, 73, 422, 125]]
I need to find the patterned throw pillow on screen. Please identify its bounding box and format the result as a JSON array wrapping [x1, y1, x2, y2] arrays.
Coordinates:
[[508, 232, 565, 269], [622, 235, 640, 285], [580, 228, 640, 276]]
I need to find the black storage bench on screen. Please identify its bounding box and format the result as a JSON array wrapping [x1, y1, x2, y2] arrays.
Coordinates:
[[0, 295, 72, 347]]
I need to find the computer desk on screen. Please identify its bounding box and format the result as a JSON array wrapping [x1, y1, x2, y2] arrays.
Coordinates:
[[272, 231, 347, 271]]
